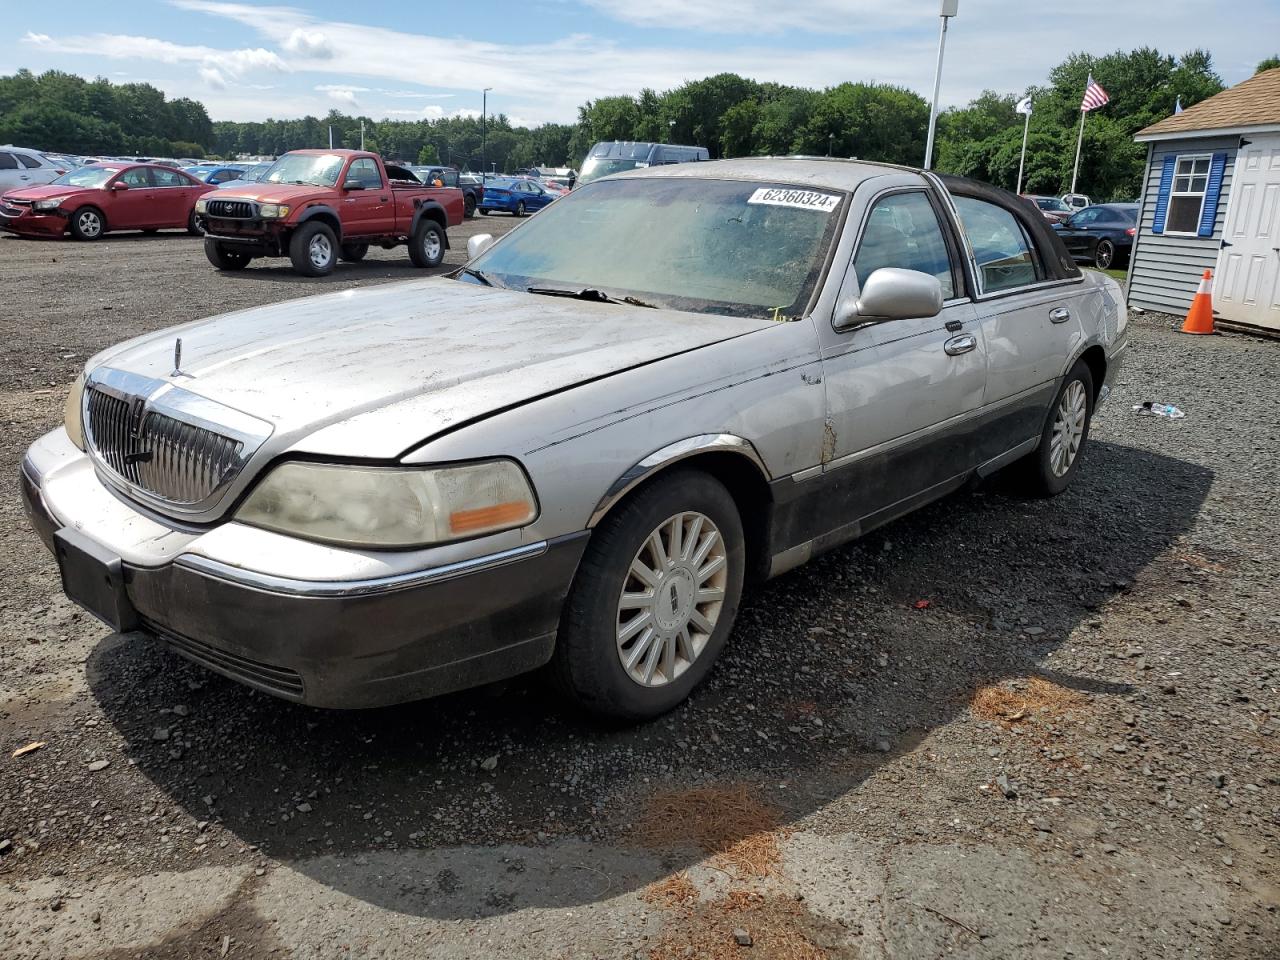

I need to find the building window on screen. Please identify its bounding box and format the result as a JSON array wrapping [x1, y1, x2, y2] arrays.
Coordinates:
[[1165, 155, 1210, 235]]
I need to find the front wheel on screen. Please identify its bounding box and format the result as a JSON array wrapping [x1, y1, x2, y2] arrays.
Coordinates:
[[552, 469, 746, 720], [69, 207, 106, 241], [187, 210, 204, 236], [1014, 360, 1095, 497], [408, 219, 445, 268], [204, 237, 250, 271], [1093, 239, 1115, 270], [478, 208, 489, 216], [289, 221, 338, 277]]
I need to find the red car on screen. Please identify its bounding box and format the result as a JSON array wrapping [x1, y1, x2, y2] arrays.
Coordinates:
[[0, 163, 210, 240]]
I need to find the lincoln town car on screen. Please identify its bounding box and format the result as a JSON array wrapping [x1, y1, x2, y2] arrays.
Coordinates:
[[21, 158, 1127, 720]]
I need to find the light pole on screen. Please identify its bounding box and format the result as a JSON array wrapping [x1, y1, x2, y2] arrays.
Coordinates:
[[667, 119, 675, 143], [481, 87, 492, 179], [923, 0, 959, 170], [828, 133, 834, 157]]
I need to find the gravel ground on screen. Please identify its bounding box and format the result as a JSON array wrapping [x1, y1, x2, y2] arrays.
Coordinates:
[[0, 228, 1277, 959]]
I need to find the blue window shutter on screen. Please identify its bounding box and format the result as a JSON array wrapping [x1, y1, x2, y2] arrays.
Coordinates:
[[1151, 155, 1176, 234], [1197, 152, 1227, 237]]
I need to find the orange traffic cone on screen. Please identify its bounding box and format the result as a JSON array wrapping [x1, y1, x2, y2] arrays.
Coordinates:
[[1181, 269, 1215, 335]]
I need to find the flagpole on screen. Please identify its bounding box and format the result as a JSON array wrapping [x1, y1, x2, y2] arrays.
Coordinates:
[[1070, 107, 1086, 195], [1016, 109, 1030, 194]]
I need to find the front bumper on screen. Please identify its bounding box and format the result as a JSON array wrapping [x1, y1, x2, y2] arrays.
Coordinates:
[[0, 207, 68, 236], [21, 449, 588, 709]]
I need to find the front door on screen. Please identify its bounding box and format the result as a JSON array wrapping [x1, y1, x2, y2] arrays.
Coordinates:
[[820, 188, 987, 526], [1216, 133, 1280, 331], [107, 167, 159, 229], [340, 157, 392, 236], [147, 167, 196, 226], [1056, 206, 1102, 260]]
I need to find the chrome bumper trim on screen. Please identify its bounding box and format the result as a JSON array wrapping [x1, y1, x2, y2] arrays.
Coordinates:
[[173, 540, 553, 599]]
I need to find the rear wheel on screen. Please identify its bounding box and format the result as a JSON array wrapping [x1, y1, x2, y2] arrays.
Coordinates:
[[408, 219, 445, 268], [552, 469, 746, 720], [340, 242, 369, 262], [204, 237, 250, 271], [464, 194, 476, 218], [1013, 359, 1095, 497], [69, 207, 105, 241], [1093, 239, 1115, 270], [514, 201, 527, 217], [289, 221, 338, 277]]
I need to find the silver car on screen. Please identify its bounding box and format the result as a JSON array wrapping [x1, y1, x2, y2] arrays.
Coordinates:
[[21, 158, 1127, 720]]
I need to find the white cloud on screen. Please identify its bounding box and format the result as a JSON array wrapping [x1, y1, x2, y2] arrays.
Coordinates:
[[315, 83, 370, 93], [579, 0, 926, 33], [283, 28, 334, 59], [199, 65, 227, 88], [327, 88, 360, 108]]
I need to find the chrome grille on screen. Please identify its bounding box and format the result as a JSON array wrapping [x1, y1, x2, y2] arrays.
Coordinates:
[[86, 387, 244, 505], [207, 199, 256, 219]]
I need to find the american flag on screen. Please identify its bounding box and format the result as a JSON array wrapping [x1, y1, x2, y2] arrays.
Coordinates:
[[1081, 75, 1110, 112]]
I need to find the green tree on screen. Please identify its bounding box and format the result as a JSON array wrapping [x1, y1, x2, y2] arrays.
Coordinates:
[[1256, 56, 1280, 73], [416, 143, 440, 165]]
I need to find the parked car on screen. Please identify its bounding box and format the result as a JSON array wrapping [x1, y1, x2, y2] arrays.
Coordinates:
[[0, 163, 210, 240], [1023, 194, 1074, 224], [477, 176, 556, 216], [410, 166, 482, 218], [216, 161, 272, 189], [184, 164, 247, 185], [578, 141, 708, 185], [1053, 202, 1138, 269], [195, 149, 465, 276], [23, 158, 1125, 719], [0, 145, 70, 191], [1061, 193, 1091, 211]]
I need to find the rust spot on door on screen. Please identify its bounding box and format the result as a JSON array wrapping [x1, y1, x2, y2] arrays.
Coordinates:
[[821, 417, 837, 464]]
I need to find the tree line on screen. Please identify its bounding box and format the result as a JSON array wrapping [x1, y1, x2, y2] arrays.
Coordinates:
[[3, 50, 1274, 199]]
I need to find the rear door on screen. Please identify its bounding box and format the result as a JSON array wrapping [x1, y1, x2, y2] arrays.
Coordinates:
[[819, 186, 987, 521], [340, 157, 392, 236]]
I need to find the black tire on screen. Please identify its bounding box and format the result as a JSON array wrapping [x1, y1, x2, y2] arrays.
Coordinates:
[[514, 201, 527, 218], [289, 221, 338, 277], [1093, 239, 1116, 270], [478, 208, 489, 216], [1014, 359, 1095, 497], [552, 469, 746, 721], [187, 210, 204, 236], [407, 219, 445, 268], [340, 242, 369, 262], [204, 237, 250, 271], [69, 206, 106, 241], [464, 194, 476, 218]]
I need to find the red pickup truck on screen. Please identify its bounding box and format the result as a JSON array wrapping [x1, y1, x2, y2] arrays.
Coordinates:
[[194, 150, 465, 277]]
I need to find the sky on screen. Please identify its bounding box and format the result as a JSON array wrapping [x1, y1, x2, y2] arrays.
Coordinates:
[[4, 0, 1278, 128]]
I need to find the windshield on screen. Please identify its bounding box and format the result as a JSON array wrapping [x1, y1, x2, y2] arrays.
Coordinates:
[[51, 166, 122, 188], [578, 157, 644, 185], [469, 178, 845, 320], [262, 153, 345, 187]]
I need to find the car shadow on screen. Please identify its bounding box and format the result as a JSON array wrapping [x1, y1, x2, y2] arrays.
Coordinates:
[[88, 440, 1212, 919], [1, 231, 198, 244]]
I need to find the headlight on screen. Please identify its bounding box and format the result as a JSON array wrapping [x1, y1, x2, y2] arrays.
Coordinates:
[[64, 372, 86, 451], [259, 203, 290, 219], [236, 459, 538, 548], [194, 198, 208, 214], [33, 198, 63, 211]]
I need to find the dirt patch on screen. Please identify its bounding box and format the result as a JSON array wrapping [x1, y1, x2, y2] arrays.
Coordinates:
[[645, 890, 850, 960], [970, 676, 1086, 727], [631, 784, 790, 879]]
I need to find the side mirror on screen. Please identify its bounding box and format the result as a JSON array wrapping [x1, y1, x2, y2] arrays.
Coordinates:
[[467, 234, 495, 259], [111, 181, 129, 191], [342, 179, 365, 191], [834, 268, 943, 330]]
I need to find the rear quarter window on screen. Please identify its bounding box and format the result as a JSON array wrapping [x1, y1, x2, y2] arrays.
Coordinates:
[[952, 196, 1043, 294]]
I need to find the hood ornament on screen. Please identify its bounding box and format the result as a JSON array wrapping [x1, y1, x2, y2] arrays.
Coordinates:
[[171, 337, 190, 379]]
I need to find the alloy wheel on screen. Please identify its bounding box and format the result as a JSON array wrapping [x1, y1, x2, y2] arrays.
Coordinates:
[[1095, 240, 1114, 269], [423, 230, 441, 261], [615, 511, 728, 687], [308, 233, 332, 269], [1049, 380, 1087, 477], [78, 211, 102, 238]]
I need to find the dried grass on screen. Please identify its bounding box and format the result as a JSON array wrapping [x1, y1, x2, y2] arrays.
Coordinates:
[[630, 784, 789, 878], [642, 871, 700, 910], [970, 676, 1085, 726], [645, 892, 830, 960]]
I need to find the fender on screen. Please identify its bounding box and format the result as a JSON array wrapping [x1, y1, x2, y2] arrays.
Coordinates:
[[588, 434, 770, 528], [410, 201, 452, 249], [293, 204, 343, 241]]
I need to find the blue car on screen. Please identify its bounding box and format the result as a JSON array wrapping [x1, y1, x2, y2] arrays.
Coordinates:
[[478, 177, 555, 217], [183, 164, 247, 186], [216, 161, 273, 190]]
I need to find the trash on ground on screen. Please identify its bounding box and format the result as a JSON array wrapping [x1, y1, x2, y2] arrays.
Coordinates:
[[1134, 401, 1185, 419], [11, 741, 45, 758]]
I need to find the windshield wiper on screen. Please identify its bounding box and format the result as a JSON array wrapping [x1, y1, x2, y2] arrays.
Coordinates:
[[460, 267, 495, 287], [526, 286, 657, 308]]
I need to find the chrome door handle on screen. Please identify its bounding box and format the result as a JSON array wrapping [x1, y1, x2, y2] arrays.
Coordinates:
[[1050, 306, 1072, 324], [944, 334, 977, 356]]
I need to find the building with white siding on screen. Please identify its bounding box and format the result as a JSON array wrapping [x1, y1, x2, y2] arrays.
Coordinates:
[[1127, 68, 1280, 332]]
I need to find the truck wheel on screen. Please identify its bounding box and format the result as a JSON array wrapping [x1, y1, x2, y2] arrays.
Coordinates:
[[408, 219, 445, 268], [290, 221, 338, 277], [69, 207, 106, 241], [340, 242, 369, 262], [204, 237, 250, 271], [464, 194, 476, 218]]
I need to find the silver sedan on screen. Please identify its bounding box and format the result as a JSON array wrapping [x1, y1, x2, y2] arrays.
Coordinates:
[[22, 158, 1127, 720]]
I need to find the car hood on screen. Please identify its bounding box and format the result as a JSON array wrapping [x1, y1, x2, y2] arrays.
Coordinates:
[[2, 184, 94, 203], [92, 278, 771, 460], [210, 183, 335, 205]]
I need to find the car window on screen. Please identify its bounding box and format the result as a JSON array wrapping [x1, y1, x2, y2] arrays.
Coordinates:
[[348, 158, 382, 189], [0, 153, 16, 170], [118, 168, 151, 187], [853, 191, 956, 300], [1071, 208, 1100, 226], [17, 153, 42, 169], [952, 196, 1040, 294], [151, 168, 189, 187]]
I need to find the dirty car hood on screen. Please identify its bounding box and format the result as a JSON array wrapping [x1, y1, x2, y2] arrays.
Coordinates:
[[93, 278, 772, 459]]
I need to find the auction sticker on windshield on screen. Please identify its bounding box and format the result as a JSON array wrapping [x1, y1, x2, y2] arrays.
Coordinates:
[[747, 188, 841, 212]]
